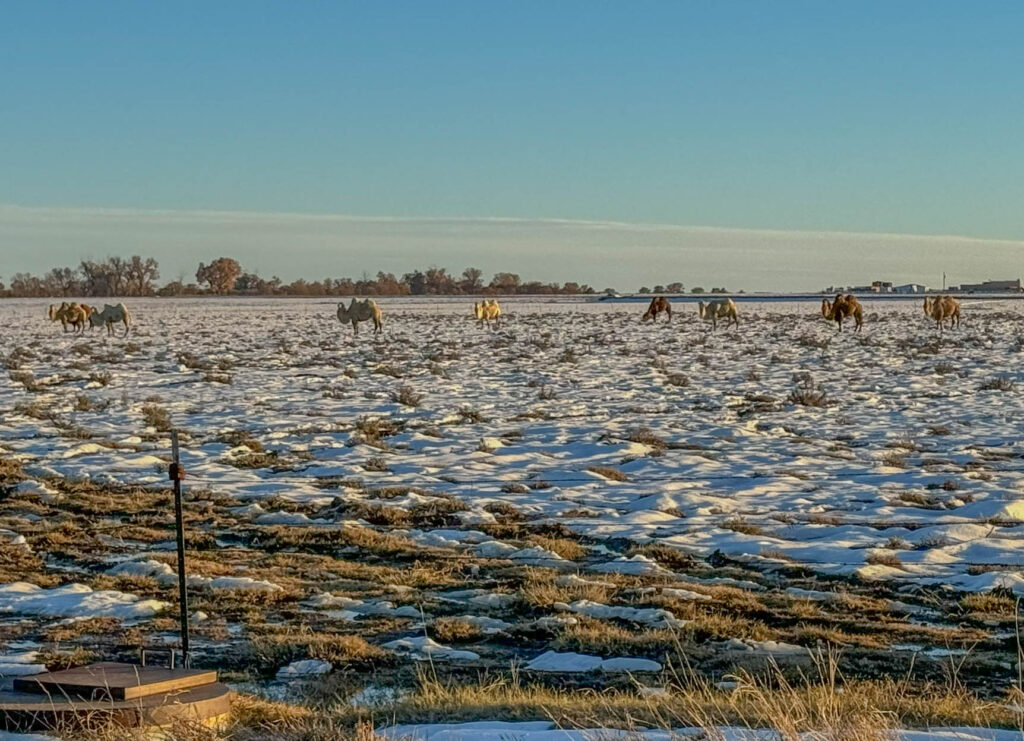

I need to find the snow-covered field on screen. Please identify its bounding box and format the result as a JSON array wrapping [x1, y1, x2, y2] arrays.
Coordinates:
[[1, 296, 1023, 736]]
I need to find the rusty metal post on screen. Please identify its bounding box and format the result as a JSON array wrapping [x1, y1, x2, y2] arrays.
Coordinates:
[[169, 430, 190, 668]]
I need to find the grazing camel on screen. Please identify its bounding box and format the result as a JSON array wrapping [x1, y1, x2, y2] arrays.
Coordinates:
[[821, 294, 863, 332], [337, 298, 383, 335], [473, 299, 501, 327], [48, 302, 92, 333], [641, 296, 672, 322], [48, 303, 73, 332], [698, 298, 740, 330], [88, 303, 132, 337], [923, 296, 961, 331]]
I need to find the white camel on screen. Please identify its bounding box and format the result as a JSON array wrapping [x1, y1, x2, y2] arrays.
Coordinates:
[[88, 303, 132, 337], [337, 298, 383, 335]]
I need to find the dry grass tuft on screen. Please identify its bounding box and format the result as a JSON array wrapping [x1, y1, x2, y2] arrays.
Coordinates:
[[721, 517, 766, 536], [586, 465, 628, 482], [246, 626, 391, 673], [979, 376, 1015, 392], [141, 404, 172, 432], [786, 380, 829, 407], [865, 551, 903, 568], [627, 427, 667, 450], [431, 617, 485, 643], [518, 569, 612, 608], [527, 534, 587, 561], [390, 384, 424, 407]]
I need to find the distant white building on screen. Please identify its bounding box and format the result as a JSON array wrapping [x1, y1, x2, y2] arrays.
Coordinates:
[[893, 283, 928, 294]]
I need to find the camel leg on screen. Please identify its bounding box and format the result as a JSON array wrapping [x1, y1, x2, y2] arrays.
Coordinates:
[[352, 320, 359, 335], [666, 308, 671, 323]]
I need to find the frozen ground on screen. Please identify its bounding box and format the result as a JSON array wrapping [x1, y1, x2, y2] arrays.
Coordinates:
[[0, 296, 1023, 734]]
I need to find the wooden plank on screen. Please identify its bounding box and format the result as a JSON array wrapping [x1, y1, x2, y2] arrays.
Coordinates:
[[13, 662, 217, 701]]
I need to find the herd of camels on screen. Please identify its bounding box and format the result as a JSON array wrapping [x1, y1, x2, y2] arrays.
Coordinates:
[[642, 293, 962, 332], [47, 302, 132, 336], [47, 294, 964, 338], [329, 294, 963, 335]]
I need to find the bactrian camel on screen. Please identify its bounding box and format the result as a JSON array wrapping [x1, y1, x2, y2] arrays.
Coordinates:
[[337, 298, 383, 335]]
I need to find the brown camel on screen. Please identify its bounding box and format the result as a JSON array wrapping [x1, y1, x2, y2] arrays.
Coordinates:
[[641, 296, 671, 323], [821, 294, 863, 332], [923, 296, 961, 331]]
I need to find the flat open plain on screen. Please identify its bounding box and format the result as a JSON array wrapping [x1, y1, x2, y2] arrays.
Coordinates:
[[1, 296, 1023, 739]]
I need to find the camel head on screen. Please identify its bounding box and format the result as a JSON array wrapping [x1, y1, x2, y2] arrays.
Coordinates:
[[923, 297, 933, 316], [698, 301, 707, 320], [47, 304, 58, 320], [821, 298, 833, 319], [641, 309, 653, 322]]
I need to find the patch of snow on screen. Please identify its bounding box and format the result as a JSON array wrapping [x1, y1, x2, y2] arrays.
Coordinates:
[[591, 555, 669, 576], [555, 600, 687, 628], [526, 650, 661, 673], [276, 659, 332, 679], [382, 636, 480, 662], [0, 582, 167, 620]]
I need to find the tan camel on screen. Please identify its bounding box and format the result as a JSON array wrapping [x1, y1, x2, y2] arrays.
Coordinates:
[[48, 302, 93, 333], [641, 296, 671, 322], [821, 294, 863, 332], [337, 298, 383, 335], [698, 298, 739, 330], [923, 296, 961, 331], [48, 303, 72, 332], [473, 299, 501, 327]]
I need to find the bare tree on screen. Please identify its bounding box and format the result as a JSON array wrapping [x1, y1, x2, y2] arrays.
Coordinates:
[[10, 273, 48, 297], [424, 266, 456, 294], [460, 267, 483, 294], [44, 267, 80, 296], [125, 255, 159, 295], [107, 256, 128, 295], [80, 260, 111, 296]]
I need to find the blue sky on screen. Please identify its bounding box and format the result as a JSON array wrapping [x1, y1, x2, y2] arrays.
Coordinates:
[[2, 1, 1023, 289]]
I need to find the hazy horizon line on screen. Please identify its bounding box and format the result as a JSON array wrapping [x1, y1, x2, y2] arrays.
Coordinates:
[[3, 202, 1023, 292], [4, 202, 1024, 247]]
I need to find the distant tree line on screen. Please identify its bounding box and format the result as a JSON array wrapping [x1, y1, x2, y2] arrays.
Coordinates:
[[5, 256, 161, 298], [0, 256, 603, 298]]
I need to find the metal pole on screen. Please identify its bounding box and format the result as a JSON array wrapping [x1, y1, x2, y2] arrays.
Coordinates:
[[169, 430, 190, 668]]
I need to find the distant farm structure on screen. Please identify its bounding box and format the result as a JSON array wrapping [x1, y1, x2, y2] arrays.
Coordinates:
[[823, 278, 1024, 295], [950, 278, 1023, 293]]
